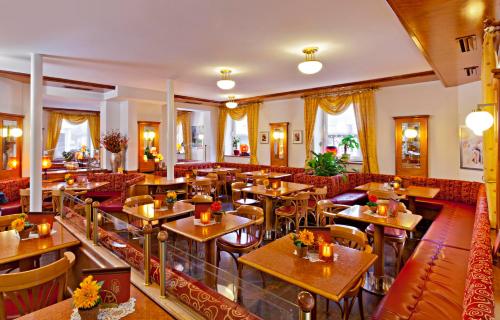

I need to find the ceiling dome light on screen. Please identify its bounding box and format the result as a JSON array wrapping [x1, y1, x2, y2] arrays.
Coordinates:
[[217, 69, 235, 90], [404, 127, 418, 139], [298, 47, 323, 75], [465, 105, 494, 134], [225, 96, 238, 109]]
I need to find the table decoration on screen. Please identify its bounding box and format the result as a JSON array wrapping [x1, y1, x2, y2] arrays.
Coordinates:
[[153, 199, 162, 209], [73, 275, 104, 320], [164, 191, 177, 208], [210, 201, 224, 223], [390, 176, 403, 190], [262, 179, 271, 189], [11, 214, 34, 240], [366, 194, 378, 212], [319, 243, 334, 262], [271, 180, 280, 190], [37, 222, 51, 237], [377, 204, 388, 216], [65, 173, 75, 185], [70, 298, 136, 320], [290, 229, 314, 258], [200, 211, 211, 225]]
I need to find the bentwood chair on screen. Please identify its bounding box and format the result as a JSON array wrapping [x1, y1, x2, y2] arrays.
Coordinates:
[[328, 225, 371, 320], [235, 172, 251, 186], [124, 195, 155, 228], [0, 251, 75, 320], [191, 179, 213, 197], [365, 190, 407, 273], [274, 192, 310, 237], [316, 200, 351, 226], [305, 186, 328, 225], [231, 182, 260, 208]]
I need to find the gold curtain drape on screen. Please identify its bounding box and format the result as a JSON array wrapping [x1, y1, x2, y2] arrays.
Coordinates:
[[216, 103, 261, 163], [177, 111, 192, 160], [481, 28, 498, 227], [45, 112, 100, 158], [302, 90, 379, 173]]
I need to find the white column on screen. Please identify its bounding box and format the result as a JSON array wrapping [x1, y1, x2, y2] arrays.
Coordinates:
[[30, 53, 43, 211], [164, 80, 176, 180]]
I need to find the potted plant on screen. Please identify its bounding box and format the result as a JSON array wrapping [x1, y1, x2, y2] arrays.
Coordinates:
[[165, 191, 177, 208], [366, 194, 378, 212], [306, 151, 348, 177], [101, 130, 129, 173], [62, 150, 75, 162], [210, 201, 224, 223], [11, 214, 33, 239], [290, 229, 315, 258], [232, 136, 240, 156], [339, 135, 360, 162], [73, 275, 104, 320], [64, 173, 75, 185]]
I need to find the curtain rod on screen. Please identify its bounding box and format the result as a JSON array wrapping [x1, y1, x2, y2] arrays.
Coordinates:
[[301, 87, 377, 99], [43, 107, 100, 115]]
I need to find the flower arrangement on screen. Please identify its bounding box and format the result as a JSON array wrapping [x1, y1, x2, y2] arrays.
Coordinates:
[[210, 201, 224, 222], [165, 191, 177, 206], [156, 153, 163, 161], [366, 194, 378, 210], [290, 229, 315, 247], [101, 130, 128, 153], [391, 176, 403, 189], [73, 275, 103, 319], [65, 173, 75, 185], [11, 214, 34, 239]]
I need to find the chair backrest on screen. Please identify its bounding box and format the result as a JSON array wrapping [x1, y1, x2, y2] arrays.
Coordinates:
[[231, 182, 248, 202], [206, 173, 219, 181], [192, 180, 212, 196], [0, 214, 24, 232], [124, 195, 154, 208], [316, 200, 350, 226], [311, 186, 327, 202], [19, 189, 30, 214], [0, 252, 75, 320], [234, 205, 265, 245], [329, 225, 370, 252], [235, 173, 249, 183], [281, 192, 310, 217]]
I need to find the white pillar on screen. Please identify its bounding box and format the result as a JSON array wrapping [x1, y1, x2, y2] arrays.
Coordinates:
[[30, 53, 43, 211], [164, 80, 176, 180]]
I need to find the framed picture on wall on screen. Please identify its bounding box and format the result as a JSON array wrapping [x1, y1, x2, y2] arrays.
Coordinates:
[[191, 126, 204, 148], [459, 126, 483, 171], [292, 130, 303, 144], [259, 131, 269, 144]]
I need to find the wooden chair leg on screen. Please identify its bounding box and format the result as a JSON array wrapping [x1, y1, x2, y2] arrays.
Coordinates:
[[259, 271, 266, 288], [358, 290, 365, 320]]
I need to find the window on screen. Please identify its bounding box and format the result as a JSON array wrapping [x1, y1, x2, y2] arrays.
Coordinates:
[[53, 119, 94, 158], [176, 123, 184, 154], [224, 115, 249, 154], [323, 105, 362, 162]]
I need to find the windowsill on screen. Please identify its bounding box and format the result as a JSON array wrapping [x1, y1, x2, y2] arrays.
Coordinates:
[[346, 161, 363, 165], [224, 155, 250, 158]]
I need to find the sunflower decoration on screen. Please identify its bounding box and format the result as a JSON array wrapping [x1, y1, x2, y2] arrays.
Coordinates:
[[73, 275, 104, 310], [11, 214, 31, 232], [290, 229, 315, 247]]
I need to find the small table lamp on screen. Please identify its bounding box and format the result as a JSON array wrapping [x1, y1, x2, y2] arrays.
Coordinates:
[[42, 156, 52, 180]]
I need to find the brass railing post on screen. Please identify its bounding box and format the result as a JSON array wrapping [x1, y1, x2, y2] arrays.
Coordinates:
[[58, 186, 66, 217], [92, 201, 100, 245], [84, 198, 93, 240], [143, 224, 153, 286], [158, 230, 168, 297], [297, 291, 314, 320]]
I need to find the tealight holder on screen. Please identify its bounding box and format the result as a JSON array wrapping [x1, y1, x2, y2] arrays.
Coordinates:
[[200, 211, 211, 225], [37, 223, 51, 238], [319, 243, 334, 262], [377, 205, 388, 216], [154, 199, 162, 209], [271, 181, 280, 190]]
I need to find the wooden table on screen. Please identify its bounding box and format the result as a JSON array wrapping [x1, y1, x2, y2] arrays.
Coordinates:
[[354, 182, 440, 213], [242, 182, 313, 238], [242, 171, 292, 180], [17, 285, 175, 320], [336, 205, 422, 295], [123, 201, 195, 222], [162, 214, 255, 287], [0, 221, 80, 271], [196, 167, 238, 174], [41, 181, 109, 191], [238, 236, 377, 319], [134, 176, 210, 195]]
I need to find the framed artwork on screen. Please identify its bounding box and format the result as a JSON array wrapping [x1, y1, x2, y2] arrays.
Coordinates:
[[260, 131, 269, 144], [292, 130, 303, 144], [191, 126, 204, 148], [459, 126, 483, 171]]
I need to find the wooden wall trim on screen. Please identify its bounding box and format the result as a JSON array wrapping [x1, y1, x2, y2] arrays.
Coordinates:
[[0, 112, 25, 119], [174, 94, 221, 106], [43, 107, 100, 115]]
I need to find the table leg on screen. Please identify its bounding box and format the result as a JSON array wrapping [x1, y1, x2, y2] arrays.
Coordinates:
[[363, 224, 394, 295], [264, 197, 273, 240], [204, 239, 217, 289], [408, 196, 416, 214]]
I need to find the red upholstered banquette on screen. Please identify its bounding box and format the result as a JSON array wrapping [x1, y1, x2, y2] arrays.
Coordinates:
[[0, 177, 29, 215]]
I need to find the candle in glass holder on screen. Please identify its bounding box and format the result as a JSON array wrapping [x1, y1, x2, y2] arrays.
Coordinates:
[[260, 169, 266, 174], [377, 205, 388, 216], [154, 199, 162, 209], [37, 223, 51, 238], [319, 243, 334, 262], [392, 182, 400, 190], [185, 173, 191, 180], [200, 211, 211, 224], [271, 181, 280, 190]]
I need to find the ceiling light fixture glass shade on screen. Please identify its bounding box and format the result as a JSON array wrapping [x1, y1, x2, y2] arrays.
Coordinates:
[[217, 69, 235, 90], [465, 104, 494, 135], [298, 47, 323, 74], [225, 96, 238, 109]]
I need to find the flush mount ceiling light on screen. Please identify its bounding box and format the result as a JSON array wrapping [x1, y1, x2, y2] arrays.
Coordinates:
[[298, 47, 323, 75], [465, 103, 494, 135], [225, 96, 238, 109], [217, 69, 235, 90]]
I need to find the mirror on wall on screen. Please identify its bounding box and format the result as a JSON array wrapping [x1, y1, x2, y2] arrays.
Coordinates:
[[394, 115, 428, 177], [270, 122, 288, 167], [0, 115, 23, 177], [138, 121, 160, 173]]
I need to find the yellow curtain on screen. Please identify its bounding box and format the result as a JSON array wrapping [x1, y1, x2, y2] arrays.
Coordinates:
[[177, 111, 192, 160], [45, 112, 64, 158], [304, 96, 319, 161], [216, 103, 261, 163], [45, 111, 100, 159], [482, 28, 498, 227], [302, 90, 379, 173]]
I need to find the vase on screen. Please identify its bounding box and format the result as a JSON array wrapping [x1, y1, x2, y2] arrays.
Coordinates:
[[296, 246, 308, 258], [213, 213, 223, 223], [110, 152, 123, 173], [78, 305, 99, 320], [18, 227, 32, 240]]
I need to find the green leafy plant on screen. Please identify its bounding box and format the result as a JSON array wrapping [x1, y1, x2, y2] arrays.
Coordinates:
[[306, 151, 348, 177], [232, 136, 240, 149], [339, 135, 360, 155], [62, 151, 75, 161]]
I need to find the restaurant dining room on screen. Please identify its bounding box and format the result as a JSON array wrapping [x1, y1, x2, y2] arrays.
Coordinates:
[[0, 0, 499, 319]]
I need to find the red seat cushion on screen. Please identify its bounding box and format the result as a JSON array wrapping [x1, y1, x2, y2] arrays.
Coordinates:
[[329, 191, 367, 206], [86, 191, 121, 201], [99, 197, 124, 213], [0, 200, 21, 216], [217, 232, 259, 248], [365, 224, 406, 239]]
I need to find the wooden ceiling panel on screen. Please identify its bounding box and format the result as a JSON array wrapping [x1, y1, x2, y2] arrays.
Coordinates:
[[387, 0, 495, 87]]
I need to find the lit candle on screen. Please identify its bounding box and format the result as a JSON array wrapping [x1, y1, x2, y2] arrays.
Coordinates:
[[154, 199, 162, 209], [377, 205, 388, 216], [271, 181, 280, 190], [185, 173, 191, 180], [200, 211, 211, 225], [320, 243, 334, 261], [260, 169, 266, 174], [154, 157, 160, 163], [393, 182, 400, 190], [37, 223, 51, 237], [143, 154, 148, 162], [66, 178, 75, 185]]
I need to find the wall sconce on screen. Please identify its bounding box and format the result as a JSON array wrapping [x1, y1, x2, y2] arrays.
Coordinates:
[[42, 156, 52, 180], [143, 131, 155, 141], [466, 103, 494, 136], [403, 127, 418, 139], [1, 127, 22, 138]]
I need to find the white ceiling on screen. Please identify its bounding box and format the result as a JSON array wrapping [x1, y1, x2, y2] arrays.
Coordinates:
[[0, 0, 430, 100]]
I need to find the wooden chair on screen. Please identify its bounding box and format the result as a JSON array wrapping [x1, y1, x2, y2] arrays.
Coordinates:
[[215, 170, 231, 196], [0, 214, 23, 232], [231, 182, 259, 208], [365, 191, 407, 273], [328, 225, 371, 320], [0, 252, 75, 320], [274, 192, 310, 237], [235, 172, 251, 185], [206, 173, 223, 198], [191, 179, 213, 197], [216, 205, 266, 286], [124, 195, 155, 228], [305, 186, 327, 225], [316, 200, 351, 226]]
